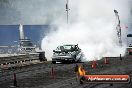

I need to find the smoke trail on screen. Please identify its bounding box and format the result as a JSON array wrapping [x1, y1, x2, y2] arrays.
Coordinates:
[[41, 0, 130, 61]]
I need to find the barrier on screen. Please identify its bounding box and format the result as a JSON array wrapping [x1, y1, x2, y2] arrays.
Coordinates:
[[91, 60, 96, 69], [104, 58, 109, 64]]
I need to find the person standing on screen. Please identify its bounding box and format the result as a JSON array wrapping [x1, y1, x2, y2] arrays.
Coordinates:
[[74, 64, 79, 81]]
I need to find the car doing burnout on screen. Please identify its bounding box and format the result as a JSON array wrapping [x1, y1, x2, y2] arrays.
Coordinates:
[[52, 44, 83, 64]]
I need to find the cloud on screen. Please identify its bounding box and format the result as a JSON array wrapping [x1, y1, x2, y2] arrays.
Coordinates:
[[0, 0, 66, 25]]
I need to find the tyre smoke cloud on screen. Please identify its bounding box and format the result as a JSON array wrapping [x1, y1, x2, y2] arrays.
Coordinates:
[[0, 0, 130, 61], [41, 0, 130, 61]]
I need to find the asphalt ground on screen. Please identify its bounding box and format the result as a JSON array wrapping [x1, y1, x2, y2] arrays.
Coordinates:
[[0, 56, 132, 88]]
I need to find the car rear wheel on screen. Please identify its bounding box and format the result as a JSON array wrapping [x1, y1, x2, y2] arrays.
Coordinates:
[[77, 58, 82, 63]]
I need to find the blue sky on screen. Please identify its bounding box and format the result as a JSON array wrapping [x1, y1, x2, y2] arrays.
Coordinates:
[[0, 25, 50, 45]]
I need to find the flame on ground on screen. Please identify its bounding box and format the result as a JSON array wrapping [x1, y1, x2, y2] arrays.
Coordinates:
[[78, 65, 86, 76]]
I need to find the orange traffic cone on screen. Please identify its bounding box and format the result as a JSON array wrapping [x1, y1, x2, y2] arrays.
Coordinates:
[[50, 66, 55, 79], [91, 60, 96, 69], [13, 73, 17, 87], [104, 58, 109, 64]]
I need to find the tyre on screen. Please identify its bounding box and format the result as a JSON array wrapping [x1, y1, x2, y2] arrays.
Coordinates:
[[72, 60, 75, 63], [52, 61, 56, 64], [76, 58, 82, 63]]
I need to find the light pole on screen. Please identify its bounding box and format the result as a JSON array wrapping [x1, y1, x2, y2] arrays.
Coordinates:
[[66, 0, 70, 24]]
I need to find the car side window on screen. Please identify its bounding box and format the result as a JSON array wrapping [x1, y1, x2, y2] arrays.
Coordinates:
[[56, 46, 60, 50], [74, 45, 78, 51], [60, 46, 64, 51], [77, 45, 80, 49], [71, 46, 74, 51]]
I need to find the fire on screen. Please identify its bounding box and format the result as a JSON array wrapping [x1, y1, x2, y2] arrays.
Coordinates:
[[78, 65, 86, 76]]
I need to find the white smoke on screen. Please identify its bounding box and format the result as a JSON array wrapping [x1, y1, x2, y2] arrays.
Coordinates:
[[41, 0, 130, 61]]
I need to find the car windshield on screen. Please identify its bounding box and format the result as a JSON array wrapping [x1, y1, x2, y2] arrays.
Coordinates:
[[63, 45, 72, 50], [56, 45, 75, 51]]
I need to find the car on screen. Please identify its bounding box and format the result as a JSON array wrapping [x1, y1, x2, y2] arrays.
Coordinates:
[[52, 44, 83, 64]]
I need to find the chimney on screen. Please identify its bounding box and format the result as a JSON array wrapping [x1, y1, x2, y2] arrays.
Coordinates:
[[19, 24, 25, 40]]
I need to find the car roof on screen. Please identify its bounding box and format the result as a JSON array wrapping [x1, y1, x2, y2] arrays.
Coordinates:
[[56, 44, 77, 48], [62, 44, 76, 46]]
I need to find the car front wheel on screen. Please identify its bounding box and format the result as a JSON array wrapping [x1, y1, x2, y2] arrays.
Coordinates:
[[52, 61, 56, 64]]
